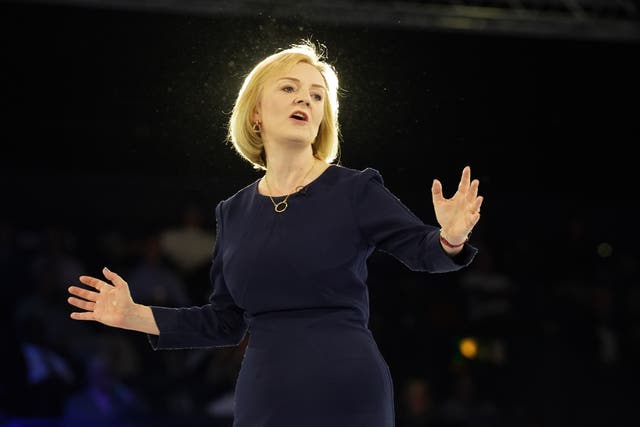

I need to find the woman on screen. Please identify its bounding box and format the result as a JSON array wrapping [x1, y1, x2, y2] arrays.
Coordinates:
[[67, 40, 483, 427]]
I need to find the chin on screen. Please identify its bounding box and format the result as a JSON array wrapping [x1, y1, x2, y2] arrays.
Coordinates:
[[282, 135, 314, 146]]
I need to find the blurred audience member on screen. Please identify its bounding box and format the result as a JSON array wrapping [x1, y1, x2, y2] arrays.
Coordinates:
[[14, 314, 77, 418], [203, 336, 249, 420], [14, 240, 95, 363], [62, 343, 149, 427], [459, 242, 514, 337], [398, 376, 441, 427], [127, 233, 191, 307], [158, 203, 215, 299]]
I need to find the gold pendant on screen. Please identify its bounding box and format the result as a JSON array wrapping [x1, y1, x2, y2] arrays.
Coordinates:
[[274, 201, 288, 213]]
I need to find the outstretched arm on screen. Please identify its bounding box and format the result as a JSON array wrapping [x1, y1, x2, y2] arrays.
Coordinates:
[[431, 165, 483, 255], [68, 267, 159, 335]]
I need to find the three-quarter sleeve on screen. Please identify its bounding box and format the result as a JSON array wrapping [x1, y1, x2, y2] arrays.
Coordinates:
[[147, 201, 248, 350], [352, 168, 477, 273]]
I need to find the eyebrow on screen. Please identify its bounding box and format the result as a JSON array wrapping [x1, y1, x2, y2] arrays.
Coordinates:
[[277, 77, 326, 91]]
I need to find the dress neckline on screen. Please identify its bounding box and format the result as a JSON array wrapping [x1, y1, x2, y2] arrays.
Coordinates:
[[254, 164, 337, 198]]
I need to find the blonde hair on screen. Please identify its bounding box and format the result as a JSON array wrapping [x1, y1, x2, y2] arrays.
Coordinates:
[[227, 40, 341, 170]]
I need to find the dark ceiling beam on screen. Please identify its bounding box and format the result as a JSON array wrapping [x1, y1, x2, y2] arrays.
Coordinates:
[[14, 0, 640, 42]]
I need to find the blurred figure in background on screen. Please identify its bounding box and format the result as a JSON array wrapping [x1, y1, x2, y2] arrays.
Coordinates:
[[127, 232, 191, 307], [158, 203, 216, 301], [62, 338, 149, 427], [14, 314, 77, 418], [398, 376, 442, 427]]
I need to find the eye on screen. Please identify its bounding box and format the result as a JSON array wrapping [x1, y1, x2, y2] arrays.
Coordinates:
[[282, 85, 295, 93], [312, 93, 323, 102]]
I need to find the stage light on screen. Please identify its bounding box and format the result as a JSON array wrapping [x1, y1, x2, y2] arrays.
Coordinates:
[[459, 337, 478, 359]]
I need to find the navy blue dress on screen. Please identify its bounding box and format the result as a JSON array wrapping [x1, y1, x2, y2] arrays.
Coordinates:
[[149, 165, 477, 427]]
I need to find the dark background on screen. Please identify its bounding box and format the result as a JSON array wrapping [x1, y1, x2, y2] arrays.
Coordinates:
[[2, 1, 640, 427]]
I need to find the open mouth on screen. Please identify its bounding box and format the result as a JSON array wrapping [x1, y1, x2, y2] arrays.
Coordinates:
[[290, 111, 308, 122]]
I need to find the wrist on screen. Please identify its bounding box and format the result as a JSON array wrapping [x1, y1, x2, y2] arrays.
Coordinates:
[[439, 232, 467, 249], [127, 304, 159, 335]]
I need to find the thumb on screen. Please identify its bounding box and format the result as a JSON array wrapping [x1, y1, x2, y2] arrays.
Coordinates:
[[431, 179, 444, 202]]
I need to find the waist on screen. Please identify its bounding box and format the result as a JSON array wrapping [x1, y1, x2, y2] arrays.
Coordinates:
[[246, 307, 372, 350]]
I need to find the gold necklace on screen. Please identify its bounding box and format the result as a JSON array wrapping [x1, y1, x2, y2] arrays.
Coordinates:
[[264, 160, 316, 213]]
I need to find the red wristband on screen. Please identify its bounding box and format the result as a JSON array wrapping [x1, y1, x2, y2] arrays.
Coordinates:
[[439, 234, 466, 249]]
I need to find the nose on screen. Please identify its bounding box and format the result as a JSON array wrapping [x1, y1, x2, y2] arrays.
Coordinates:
[[295, 96, 310, 106]]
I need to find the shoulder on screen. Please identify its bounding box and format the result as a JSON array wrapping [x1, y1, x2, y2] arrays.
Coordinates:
[[322, 164, 385, 187], [215, 178, 259, 218]]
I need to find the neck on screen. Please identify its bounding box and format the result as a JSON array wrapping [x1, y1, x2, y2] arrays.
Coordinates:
[[264, 150, 318, 196]]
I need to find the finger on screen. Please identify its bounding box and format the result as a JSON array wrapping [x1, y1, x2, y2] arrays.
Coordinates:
[[70, 311, 96, 321], [458, 166, 471, 192], [68, 296, 96, 312], [68, 286, 99, 302], [470, 212, 481, 228], [431, 179, 444, 203], [103, 267, 127, 288], [469, 197, 483, 227], [468, 179, 479, 200], [467, 197, 483, 215], [79, 275, 109, 292]]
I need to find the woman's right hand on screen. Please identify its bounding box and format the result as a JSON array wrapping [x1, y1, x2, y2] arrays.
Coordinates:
[[68, 266, 137, 329]]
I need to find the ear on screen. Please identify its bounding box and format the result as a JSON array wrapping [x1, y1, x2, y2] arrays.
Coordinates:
[[252, 104, 261, 123]]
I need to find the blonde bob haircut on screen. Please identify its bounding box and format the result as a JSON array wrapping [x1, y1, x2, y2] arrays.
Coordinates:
[[227, 40, 341, 170]]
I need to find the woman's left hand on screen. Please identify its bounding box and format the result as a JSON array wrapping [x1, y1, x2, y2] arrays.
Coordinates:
[[431, 165, 483, 246]]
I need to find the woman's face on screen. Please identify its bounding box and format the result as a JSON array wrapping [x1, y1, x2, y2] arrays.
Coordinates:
[[254, 61, 326, 148]]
